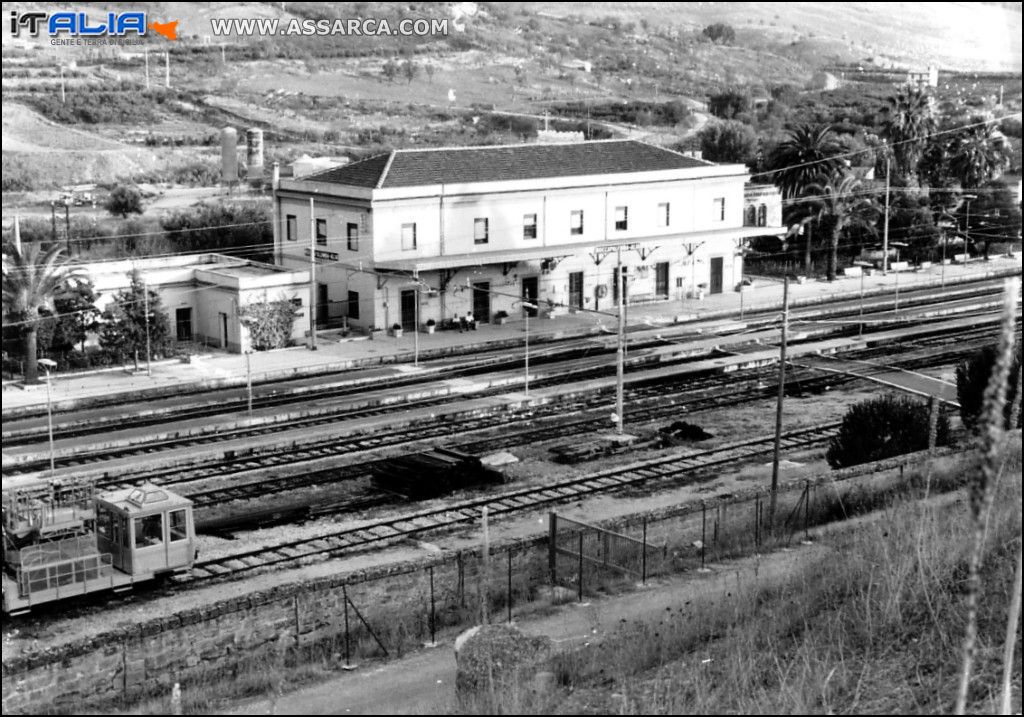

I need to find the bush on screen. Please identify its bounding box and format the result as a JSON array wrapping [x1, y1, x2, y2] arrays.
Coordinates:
[[239, 295, 299, 350], [955, 344, 1022, 432], [702, 23, 736, 45], [826, 395, 950, 468], [104, 185, 144, 217], [697, 120, 757, 164]]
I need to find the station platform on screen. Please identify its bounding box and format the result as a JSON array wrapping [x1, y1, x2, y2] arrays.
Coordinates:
[[1, 259, 1017, 419]]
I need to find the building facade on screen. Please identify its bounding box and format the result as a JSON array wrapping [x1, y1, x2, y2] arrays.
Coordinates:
[[81, 254, 309, 353], [273, 140, 784, 332]]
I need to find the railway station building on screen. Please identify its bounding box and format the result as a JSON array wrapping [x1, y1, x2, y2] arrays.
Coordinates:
[[272, 140, 784, 332]]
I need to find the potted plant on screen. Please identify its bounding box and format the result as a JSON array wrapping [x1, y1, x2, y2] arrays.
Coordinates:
[[391, 322, 403, 338], [425, 318, 436, 334], [368, 326, 384, 340], [494, 310, 509, 325], [696, 283, 707, 300]]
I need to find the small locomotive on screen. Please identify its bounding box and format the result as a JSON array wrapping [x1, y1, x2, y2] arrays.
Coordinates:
[[2, 479, 196, 615]]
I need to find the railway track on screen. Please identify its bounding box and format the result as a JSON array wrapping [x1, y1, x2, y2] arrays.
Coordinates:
[[7, 310, 1011, 477], [27, 322, 1003, 509], [3, 277, 1009, 446], [183, 423, 840, 584]]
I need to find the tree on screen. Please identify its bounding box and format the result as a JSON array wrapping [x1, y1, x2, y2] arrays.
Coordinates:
[[160, 203, 273, 261], [696, 120, 757, 164], [104, 184, 144, 217], [826, 395, 951, 468], [99, 270, 171, 370], [956, 344, 1022, 432], [38, 281, 101, 358], [402, 58, 418, 84], [766, 124, 846, 200], [239, 295, 300, 350], [800, 172, 879, 281], [880, 87, 936, 182], [707, 89, 748, 120], [381, 58, 399, 83], [946, 121, 1012, 191], [702, 23, 735, 44], [2, 243, 85, 383]]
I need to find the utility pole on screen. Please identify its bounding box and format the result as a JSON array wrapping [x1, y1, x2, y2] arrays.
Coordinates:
[[615, 246, 625, 435], [144, 47, 150, 90], [164, 51, 170, 89], [143, 280, 152, 377], [308, 197, 317, 350], [803, 222, 812, 277], [882, 155, 891, 274], [769, 276, 790, 533], [50, 202, 57, 244], [64, 203, 71, 256], [245, 351, 253, 418]]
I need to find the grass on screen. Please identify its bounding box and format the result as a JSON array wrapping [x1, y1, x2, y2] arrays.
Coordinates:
[[493, 438, 1022, 715]]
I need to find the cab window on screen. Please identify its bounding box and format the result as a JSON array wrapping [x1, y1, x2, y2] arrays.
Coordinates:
[[169, 509, 188, 542], [134, 514, 163, 547]]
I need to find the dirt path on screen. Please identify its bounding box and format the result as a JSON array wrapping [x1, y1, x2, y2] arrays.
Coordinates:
[[220, 539, 837, 715]]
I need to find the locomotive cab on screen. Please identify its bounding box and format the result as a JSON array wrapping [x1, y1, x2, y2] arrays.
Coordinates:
[[95, 485, 196, 578]]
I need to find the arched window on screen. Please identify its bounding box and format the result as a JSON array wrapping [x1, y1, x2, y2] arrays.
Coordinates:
[[757, 204, 767, 227], [745, 205, 757, 227]]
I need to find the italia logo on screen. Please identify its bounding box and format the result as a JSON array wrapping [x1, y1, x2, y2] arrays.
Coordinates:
[[8, 11, 178, 40]]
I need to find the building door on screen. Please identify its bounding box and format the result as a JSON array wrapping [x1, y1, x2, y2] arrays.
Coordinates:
[[472, 282, 491, 323], [709, 257, 724, 295], [400, 289, 417, 332], [175, 308, 192, 341], [568, 272, 583, 310], [613, 266, 629, 303], [655, 262, 669, 298], [521, 276, 539, 316], [317, 283, 329, 328], [219, 312, 228, 349]]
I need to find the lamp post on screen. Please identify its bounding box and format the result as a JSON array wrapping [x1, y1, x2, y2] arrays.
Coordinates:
[[38, 358, 58, 477], [245, 350, 253, 419], [938, 216, 955, 288], [853, 261, 873, 338], [961, 194, 977, 262], [521, 301, 538, 396], [890, 242, 908, 319]]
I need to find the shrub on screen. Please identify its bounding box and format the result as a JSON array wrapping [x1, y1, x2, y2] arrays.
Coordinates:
[[826, 395, 950, 468], [702, 23, 736, 45], [956, 344, 1022, 432], [239, 295, 299, 350], [104, 185, 144, 217]]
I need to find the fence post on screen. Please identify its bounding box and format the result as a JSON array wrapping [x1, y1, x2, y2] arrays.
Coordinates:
[[429, 566, 436, 646], [700, 501, 707, 571], [754, 496, 760, 548], [507, 549, 513, 624], [578, 531, 584, 602], [342, 585, 351, 668], [548, 512, 557, 585], [642, 517, 648, 585], [803, 480, 811, 543]]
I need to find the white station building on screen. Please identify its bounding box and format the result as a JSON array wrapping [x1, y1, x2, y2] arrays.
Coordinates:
[[273, 140, 783, 332]]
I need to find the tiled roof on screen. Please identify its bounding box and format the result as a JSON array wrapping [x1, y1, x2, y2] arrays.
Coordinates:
[[302, 140, 714, 189]]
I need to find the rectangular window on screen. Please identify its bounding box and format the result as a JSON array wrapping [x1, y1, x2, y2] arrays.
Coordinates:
[[570, 210, 584, 236], [286, 214, 297, 242], [659, 203, 670, 227], [401, 222, 417, 250], [169, 509, 188, 542], [713, 197, 725, 222], [290, 297, 303, 307], [96, 508, 113, 542], [615, 206, 628, 231], [347, 290, 360, 320], [347, 222, 359, 251], [316, 218, 328, 245], [523, 213, 537, 240], [474, 217, 489, 245], [134, 514, 163, 548]]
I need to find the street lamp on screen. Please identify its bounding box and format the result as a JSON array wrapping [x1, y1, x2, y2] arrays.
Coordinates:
[[937, 216, 956, 288], [890, 242, 908, 318], [961, 193, 977, 262], [38, 358, 58, 477], [852, 261, 874, 338], [521, 301, 538, 396]]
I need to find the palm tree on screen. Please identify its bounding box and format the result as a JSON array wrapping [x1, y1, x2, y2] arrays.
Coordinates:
[[880, 86, 936, 182], [766, 124, 846, 200], [801, 172, 879, 281], [2, 243, 84, 384], [947, 122, 1011, 191]]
